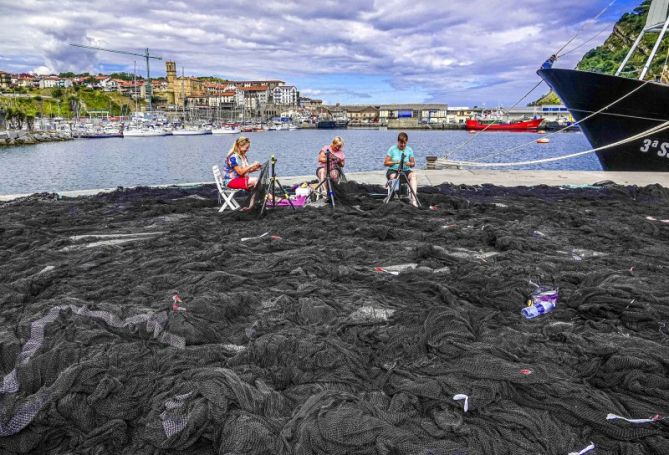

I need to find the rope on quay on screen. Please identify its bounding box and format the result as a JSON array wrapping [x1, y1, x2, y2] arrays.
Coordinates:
[[440, 119, 669, 168]]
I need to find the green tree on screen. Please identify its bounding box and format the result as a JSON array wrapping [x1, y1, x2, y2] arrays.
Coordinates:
[[7, 108, 26, 130], [109, 72, 143, 81], [52, 88, 63, 98], [576, 0, 666, 77]]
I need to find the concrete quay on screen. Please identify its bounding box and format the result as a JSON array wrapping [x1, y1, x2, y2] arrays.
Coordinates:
[[1, 169, 668, 202], [279, 169, 669, 188]]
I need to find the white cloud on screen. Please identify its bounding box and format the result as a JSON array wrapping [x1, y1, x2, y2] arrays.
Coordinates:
[[0, 0, 625, 104]]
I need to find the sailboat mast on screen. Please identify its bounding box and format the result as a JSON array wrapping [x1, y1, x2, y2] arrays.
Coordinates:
[[181, 67, 186, 125], [133, 61, 138, 113]]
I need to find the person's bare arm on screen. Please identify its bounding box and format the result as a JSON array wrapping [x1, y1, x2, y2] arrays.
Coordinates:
[[408, 157, 416, 168], [234, 162, 261, 176], [384, 155, 396, 167]]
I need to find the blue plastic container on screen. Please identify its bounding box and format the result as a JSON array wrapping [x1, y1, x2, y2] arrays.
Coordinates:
[[521, 301, 556, 319]]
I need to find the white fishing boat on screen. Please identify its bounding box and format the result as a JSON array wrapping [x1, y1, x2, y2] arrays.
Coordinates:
[[172, 126, 211, 136], [78, 124, 124, 138], [123, 127, 169, 137], [211, 126, 241, 134]]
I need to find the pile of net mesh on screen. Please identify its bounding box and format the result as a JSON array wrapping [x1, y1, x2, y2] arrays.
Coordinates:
[[0, 181, 667, 454]]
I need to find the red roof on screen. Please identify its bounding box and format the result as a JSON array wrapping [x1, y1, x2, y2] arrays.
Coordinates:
[[234, 80, 284, 84], [240, 85, 269, 92], [204, 82, 228, 89], [117, 80, 144, 87]]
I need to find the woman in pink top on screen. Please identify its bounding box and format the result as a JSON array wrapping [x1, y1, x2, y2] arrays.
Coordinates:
[[317, 137, 345, 195]]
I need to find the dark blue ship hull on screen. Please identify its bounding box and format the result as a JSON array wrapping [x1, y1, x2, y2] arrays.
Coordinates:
[[538, 68, 669, 171]]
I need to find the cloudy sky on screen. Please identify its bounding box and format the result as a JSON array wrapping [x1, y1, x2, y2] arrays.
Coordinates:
[[0, 0, 640, 105]]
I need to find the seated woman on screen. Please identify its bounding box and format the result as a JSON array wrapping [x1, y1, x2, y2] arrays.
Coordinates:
[[384, 132, 418, 207], [223, 136, 262, 210], [316, 136, 345, 198]]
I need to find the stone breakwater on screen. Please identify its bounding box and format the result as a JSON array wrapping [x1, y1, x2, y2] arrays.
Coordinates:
[[0, 130, 73, 146]]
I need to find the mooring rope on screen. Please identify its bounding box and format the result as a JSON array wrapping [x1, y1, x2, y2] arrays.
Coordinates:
[[440, 119, 669, 168], [559, 24, 613, 58], [447, 0, 619, 155], [465, 78, 655, 164], [554, 0, 618, 58]]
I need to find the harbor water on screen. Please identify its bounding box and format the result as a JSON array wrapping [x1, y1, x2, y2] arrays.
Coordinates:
[[0, 129, 597, 195]]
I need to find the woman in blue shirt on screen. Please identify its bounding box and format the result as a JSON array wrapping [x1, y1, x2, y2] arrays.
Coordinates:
[[384, 132, 418, 207], [222, 136, 262, 210]]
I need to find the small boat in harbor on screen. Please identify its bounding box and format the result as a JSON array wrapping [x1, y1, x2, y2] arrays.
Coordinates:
[[212, 126, 241, 134], [172, 126, 211, 136], [123, 127, 170, 137], [317, 120, 337, 129], [79, 125, 124, 139]]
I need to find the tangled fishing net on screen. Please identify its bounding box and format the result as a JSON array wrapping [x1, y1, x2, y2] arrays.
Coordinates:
[[0, 181, 668, 454]]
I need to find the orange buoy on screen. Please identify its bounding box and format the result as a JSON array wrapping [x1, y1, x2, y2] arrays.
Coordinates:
[[537, 138, 550, 144]]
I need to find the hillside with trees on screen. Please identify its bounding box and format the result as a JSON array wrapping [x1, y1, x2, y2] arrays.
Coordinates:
[[534, 0, 668, 105]]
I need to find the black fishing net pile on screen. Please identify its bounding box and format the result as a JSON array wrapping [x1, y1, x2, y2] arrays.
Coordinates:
[[1, 181, 668, 454]]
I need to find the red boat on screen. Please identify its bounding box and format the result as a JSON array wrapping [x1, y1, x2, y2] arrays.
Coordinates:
[[465, 118, 543, 132]]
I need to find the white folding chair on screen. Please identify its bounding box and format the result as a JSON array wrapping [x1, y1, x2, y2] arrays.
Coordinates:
[[212, 165, 240, 212], [384, 175, 402, 204]]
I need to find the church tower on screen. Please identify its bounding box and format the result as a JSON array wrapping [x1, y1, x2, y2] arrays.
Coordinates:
[[165, 61, 177, 105], [166, 61, 177, 86]]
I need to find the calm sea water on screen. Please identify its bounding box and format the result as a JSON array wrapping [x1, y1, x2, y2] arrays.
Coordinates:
[[0, 129, 598, 195]]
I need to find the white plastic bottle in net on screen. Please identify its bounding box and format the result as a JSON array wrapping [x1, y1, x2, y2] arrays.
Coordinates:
[[521, 301, 556, 319]]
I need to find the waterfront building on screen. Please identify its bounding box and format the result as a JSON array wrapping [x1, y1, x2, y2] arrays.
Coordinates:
[[232, 80, 285, 91], [272, 85, 298, 106], [299, 97, 323, 109], [204, 82, 231, 97], [98, 78, 120, 91], [379, 104, 448, 126], [505, 105, 572, 122], [446, 107, 480, 124], [38, 76, 73, 89], [14, 74, 39, 88], [341, 105, 379, 124], [116, 80, 140, 96], [205, 91, 237, 107], [236, 85, 270, 109]]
